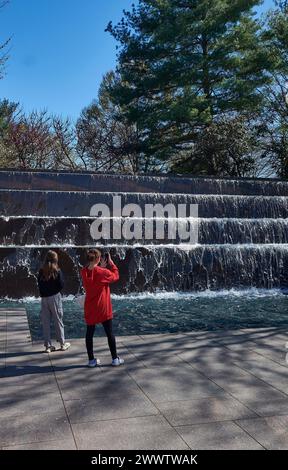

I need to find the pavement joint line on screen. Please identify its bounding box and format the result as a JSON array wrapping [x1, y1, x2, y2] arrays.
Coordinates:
[[181, 371, 261, 419], [0, 437, 77, 450], [227, 358, 288, 399], [60, 412, 162, 426], [233, 419, 267, 450], [121, 347, 193, 450], [178, 353, 288, 418], [180, 353, 288, 408], [241, 345, 288, 368], [52, 342, 191, 449], [174, 339, 288, 402], [47, 352, 79, 450], [5, 308, 78, 449], [173, 351, 266, 420], [213, 327, 287, 352], [116, 343, 154, 370], [168, 416, 263, 428], [152, 359, 269, 452], [4, 308, 288, 450], [212, 327, 287, 341], [171, 412, 288, 426]]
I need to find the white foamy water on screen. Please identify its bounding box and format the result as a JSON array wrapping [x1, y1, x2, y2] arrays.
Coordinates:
[[2, 216, 288, 222], [1, 188, 288, 199], [1, 288, 283, 303], [3, 243, 288, 250], [111, 288, 283, 300], [0, 294, 76, 303]]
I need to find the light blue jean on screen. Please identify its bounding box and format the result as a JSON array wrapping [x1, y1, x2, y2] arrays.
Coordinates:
[[41, 292, 65, 347]]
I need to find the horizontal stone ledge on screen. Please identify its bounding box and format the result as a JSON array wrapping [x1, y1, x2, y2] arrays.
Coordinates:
[[1, 170, 288, 195]]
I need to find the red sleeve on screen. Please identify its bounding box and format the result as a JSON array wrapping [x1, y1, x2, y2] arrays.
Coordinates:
[[98, 262, 119, 284]]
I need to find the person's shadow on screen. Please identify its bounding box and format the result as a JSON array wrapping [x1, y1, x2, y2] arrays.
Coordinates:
[[1, 349, 88, 377], [2, 363, 87, 377]]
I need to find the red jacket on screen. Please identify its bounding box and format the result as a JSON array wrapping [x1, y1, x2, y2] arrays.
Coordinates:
[[80, 262, 119, 325]]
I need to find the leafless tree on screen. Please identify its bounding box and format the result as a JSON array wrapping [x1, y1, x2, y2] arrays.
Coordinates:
[[3, 110, 79, 169], [76, 71, 162, 174], [7, 110, 54, 168], [51, 116, 78, 169], [0, 1, 11, 79]]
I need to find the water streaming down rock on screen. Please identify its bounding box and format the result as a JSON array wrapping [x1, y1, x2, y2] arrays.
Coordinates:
[[0, 169, 288, 298]]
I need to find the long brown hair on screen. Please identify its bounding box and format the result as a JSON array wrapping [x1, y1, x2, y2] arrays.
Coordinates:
[[40, 250, 59, 281], [87, 248, 102, 263]]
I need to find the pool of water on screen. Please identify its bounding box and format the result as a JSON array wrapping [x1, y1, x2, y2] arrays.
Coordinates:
[[1, 288, 288, 340]]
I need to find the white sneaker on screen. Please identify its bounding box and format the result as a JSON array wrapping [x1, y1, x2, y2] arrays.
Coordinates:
[[87, 358, 101, 368], [44, 345, 56, 353], [112, 357, 124, 367], [60, 342, 71, 351]]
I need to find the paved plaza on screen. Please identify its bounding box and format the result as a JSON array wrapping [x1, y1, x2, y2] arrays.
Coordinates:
[[1, 307, 288, 450]]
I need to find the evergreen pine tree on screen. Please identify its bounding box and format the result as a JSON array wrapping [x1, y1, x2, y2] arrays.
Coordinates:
[[107, 0, 274, 173]]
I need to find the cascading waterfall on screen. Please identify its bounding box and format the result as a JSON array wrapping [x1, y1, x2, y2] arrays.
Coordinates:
[[2, 217, 288, 245], [1, 169, 288, 298]]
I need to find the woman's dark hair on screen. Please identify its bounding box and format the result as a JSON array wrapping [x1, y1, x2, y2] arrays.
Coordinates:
[[40, 250, 59, 281], [87, 248, 102, 262]]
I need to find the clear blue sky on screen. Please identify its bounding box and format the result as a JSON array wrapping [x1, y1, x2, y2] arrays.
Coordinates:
[[0, 0, 275, 121]]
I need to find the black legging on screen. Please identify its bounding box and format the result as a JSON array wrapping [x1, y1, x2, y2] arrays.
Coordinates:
[[86, 319, 117, 361]]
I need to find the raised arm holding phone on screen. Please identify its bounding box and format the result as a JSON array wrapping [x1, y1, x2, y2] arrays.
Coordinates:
[[80, 248, 124, 367]]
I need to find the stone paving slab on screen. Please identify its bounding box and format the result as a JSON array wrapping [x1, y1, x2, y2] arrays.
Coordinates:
[[50, 346, 135, 369], [3, 438, 77, 450], [72, 416, 190, 450], [203, 367, 277, 391], [1, 309, 288, 450], [1, 363, 54, 378], [236, 415, 288, 450], [175, 421, 264, 450], [157, 394, 257, 426], [188, 359, 250, 375], [55, 370, 142, 400], [233, 359, 288, 392], [123, 350, 188, 367], [128, 366, 224, 403], [0, 392, 65, 418], [0, 412, 72, 448], [177, 347, 255, 363], [0, 372, 58, 392], [241, 398, 288, 417], [246, 345, 288, 365], [65, 392, 159, 424]]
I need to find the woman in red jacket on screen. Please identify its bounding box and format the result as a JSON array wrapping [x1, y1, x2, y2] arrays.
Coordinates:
[[81, 248, 124, 368]]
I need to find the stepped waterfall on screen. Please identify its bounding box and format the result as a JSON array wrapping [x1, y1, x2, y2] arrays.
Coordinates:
[[1, 170, 288, 298]]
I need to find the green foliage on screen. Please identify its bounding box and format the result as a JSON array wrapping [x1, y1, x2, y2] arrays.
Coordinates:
[[256, 0, 288, 178], [0, 98, 19, 135], [76, 71, 165, 173], [171, 115, 256, 176], [1, 0, 288, 177], [106, 0, 273, 172]]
